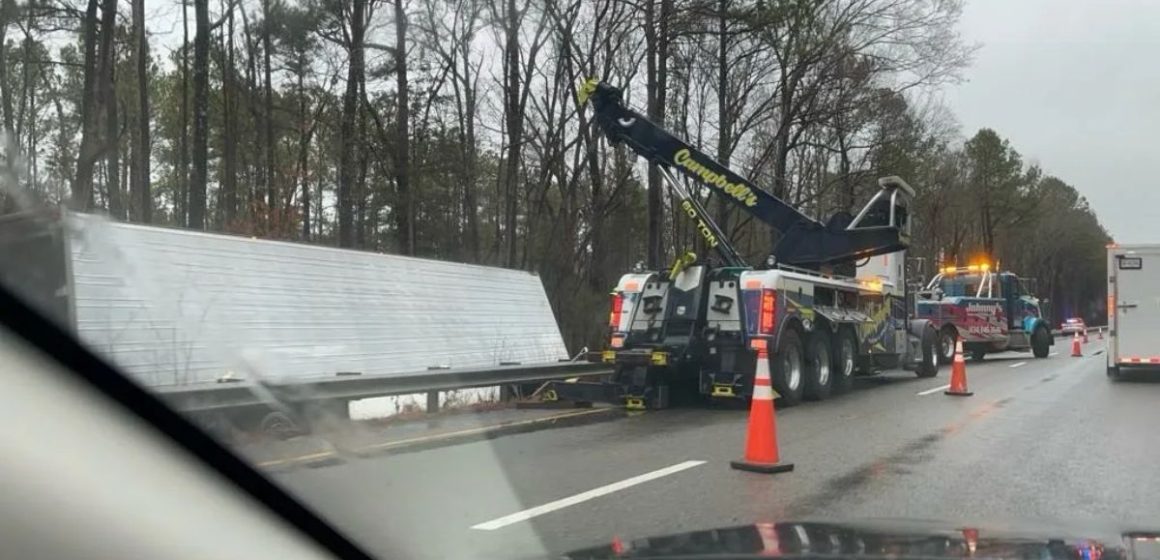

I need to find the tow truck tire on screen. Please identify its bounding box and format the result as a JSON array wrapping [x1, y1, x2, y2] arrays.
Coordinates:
[[937, 327, 957, 365], [1031, 326, 1051, 358], [804, 330, 833, 401], [771, 328, 805, 407], [915, 326, 939, 378], [831, 327, 858, 395]]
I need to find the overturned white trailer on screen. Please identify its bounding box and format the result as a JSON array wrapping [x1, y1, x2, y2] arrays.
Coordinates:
[[0, 210, 569, 421]]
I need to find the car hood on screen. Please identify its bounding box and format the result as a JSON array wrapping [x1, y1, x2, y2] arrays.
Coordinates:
[[562, 519, 1160, 559]]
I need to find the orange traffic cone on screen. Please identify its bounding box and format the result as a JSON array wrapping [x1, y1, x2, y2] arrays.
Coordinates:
[[945, 339, 973, 397], [731, 348, 794, 474], [1083, 329, 1089, 344], [963, 528, 979, 556], [1098, 327, 1104, 340], [1071, 332, 1082, 357]]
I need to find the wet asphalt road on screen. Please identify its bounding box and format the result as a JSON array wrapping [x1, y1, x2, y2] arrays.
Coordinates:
[[275, 338, 1160, 559]]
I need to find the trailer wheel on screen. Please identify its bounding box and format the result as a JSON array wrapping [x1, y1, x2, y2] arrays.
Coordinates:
[[915, 325, 939, 378], [804, 330, 833, 401], [831, 327, 858, 395], [1031, 326, 1051, 358], [260, 411, 302, 440], [771, 328, 805, 407], [937, 327, 957, 365]]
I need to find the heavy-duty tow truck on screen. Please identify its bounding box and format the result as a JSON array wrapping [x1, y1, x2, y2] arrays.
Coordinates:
[[915, 263, 1053, 363], [544, 80, 938, 410]]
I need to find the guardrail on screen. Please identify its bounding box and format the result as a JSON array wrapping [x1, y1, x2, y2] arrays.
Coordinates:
[[155, 361, 614, 414]]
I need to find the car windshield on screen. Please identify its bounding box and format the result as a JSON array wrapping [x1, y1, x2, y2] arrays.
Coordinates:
[[1, 0, 1155, 558]]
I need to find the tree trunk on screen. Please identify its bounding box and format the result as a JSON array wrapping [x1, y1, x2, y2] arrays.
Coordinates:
[[714, 0, 730, 230], [337, 0, 366, 248], [221, 3, 238, 226], [72, 0, 100, 210], [297, 71, 311, 240], [393, 0, 413, 255], [189, 0, 209, 230], [134, 0, 151, 223], [501, 0, 522, 267], [459, 49, 477, 264], [0, 2, 13, 134], [644, 0, 671, 269], [178, 0, 190, 226], [355, 76, 368, 248], [461, 42, 479, 262], [99, 0, 121, 218], [262, 0, 275, 213]]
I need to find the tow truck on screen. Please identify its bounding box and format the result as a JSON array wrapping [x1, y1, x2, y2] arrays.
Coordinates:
[[915, 264, 1053, 362], [544, 80, 938, 410]]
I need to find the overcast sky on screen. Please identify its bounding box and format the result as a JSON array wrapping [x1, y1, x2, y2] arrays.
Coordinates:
[[944, 0, 1160, 243]]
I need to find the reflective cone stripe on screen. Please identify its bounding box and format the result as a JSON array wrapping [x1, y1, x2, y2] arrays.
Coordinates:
[[1071, 332, 1082, 357], [730, 348, 794, 474], [1098, 327, 1104, 340], [1083, 330, 1089, 343], [752, 366, 775, 401], [945, 339, 972, 397]]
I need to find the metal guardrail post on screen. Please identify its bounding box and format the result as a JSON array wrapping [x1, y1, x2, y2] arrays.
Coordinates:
[[427, 390, 439, 413]]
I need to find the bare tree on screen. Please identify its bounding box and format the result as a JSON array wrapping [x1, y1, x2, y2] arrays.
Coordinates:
[[99, 0, 120, 219], [643, 0, 673, 268], [72, 0, 100, 210], [392, 0, 412, 255], [416, 0, 483, 262], [188, 0, 209, 229], [133, 0, 151, 223]]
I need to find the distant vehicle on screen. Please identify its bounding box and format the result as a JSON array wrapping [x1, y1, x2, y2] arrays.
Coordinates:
[[1106, 244, 1160, 380], [1061, 317, 1086, 336], [914, 263, 1053, 362]]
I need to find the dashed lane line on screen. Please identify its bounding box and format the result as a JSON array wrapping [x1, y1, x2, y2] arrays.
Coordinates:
[[470, 460, 707, 531], [917, 384, 951, 396]]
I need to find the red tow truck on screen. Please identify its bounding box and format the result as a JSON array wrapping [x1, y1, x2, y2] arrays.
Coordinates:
[[914, 263, 1054, 362]]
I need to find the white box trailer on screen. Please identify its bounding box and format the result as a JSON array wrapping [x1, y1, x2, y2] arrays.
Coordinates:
[[0, 211, 569, 391], [1106, 243, 1160, 379]]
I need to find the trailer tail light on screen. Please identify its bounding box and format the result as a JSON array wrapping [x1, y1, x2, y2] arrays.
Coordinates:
[[609, 292, 624, 329], [760, 289, 777, 334]]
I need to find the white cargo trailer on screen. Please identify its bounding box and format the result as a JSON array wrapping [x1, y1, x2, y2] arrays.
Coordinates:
[[0, 211, 569, 391], [1106, 243, 1160, 379]]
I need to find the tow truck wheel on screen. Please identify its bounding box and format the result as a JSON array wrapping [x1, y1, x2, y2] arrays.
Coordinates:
[[915, 325, 939, 378], [937, 327, 957, 365], [771, 328, 805, 407], [1031, 326, 1051, 358], [831, 328, 858, 395], [804, 330, 833, 401]]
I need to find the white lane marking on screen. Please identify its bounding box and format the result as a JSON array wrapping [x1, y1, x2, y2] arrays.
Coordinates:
[[470, 460, 706, 531], [917, 384, 950, 396], [1009, 361, 1027, 368], [1049, 352, 1058, 357]]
